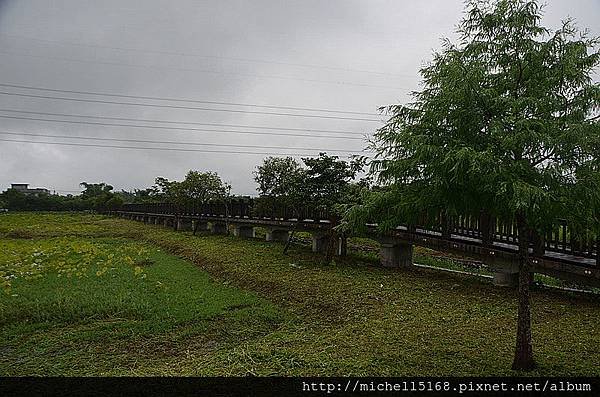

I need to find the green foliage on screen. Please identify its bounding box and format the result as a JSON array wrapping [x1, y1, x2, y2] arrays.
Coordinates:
[[346, 0, 599, 238], [105, 195, 124, 210], [253, 156, 306, 216], [153, 170, 231, 211], [0, 189, 87, 212], [0, 181, 124, 212], [80, 182, 121, 211], [80, 182, 113, 199], [114, 188, 158, 204], [254, 156, 305, 200], [301, 153, 366, 214], [254, 153, 367, 218]]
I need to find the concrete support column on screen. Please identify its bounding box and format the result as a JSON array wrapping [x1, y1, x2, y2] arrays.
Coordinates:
[[311, 232, 329, 253], [210, 222, 228, 234], [232, 224, 255, 238], [265, 228, 289, 242], [493, 271, 519, 287], [379, 240, 413, 268], [337, 236, 348, 256], [177, 218, 192, 231], [192, 220, 209, 233]]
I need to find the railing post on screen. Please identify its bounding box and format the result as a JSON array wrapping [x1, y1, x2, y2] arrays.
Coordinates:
[[532, 230, 545, 257], [441, 211, 451, 239], [479, 211, 492, 247]]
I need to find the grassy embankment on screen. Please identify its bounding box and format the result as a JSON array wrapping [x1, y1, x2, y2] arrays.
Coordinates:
[[1, 213, 598, 376]]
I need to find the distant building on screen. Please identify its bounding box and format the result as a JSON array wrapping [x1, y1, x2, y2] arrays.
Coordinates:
[[10, 183, 50, 195]]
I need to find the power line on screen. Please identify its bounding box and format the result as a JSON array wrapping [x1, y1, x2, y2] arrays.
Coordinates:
[[0, 137, 365, 157], [0, 83, 378, 116], [1, 33, 414, 78], [0, 108, 367, 135], [0, 91, 383, 122], [0, 50, 406, 91], [4, 33, 413, 78], [0, 131, 365, 153], [0, 114, 367, 140]]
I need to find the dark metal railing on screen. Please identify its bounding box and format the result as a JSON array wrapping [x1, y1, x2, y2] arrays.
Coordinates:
[[118, 200, 598, 264]]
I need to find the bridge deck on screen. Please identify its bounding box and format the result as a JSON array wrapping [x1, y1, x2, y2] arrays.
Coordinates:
[[114, 210, 598, 284]]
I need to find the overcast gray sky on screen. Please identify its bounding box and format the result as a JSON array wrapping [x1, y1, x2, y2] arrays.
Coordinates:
[[0, 0, 598, 195]]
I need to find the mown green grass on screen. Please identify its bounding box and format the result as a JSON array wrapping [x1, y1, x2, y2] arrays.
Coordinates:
[[0, 213, 599, 376], [0, 219, 284, 375]]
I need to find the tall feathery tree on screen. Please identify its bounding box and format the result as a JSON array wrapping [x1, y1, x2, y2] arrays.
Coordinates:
[[344, 0, 599, 370]]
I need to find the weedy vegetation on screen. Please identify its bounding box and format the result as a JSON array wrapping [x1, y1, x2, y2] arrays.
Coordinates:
[[0, 213, 598, 376]]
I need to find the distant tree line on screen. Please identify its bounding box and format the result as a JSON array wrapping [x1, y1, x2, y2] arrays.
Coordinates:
[[0, 153, 369, 216], [0, 182, 124, 212]]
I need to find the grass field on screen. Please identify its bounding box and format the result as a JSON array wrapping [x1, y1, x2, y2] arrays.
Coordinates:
[[1, 213, 599, 376]]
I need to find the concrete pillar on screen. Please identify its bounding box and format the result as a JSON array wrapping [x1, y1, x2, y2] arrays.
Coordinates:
[[154, 217, 161, 225], [379, 240, 413, 268], [265, 228, 289, 242], [232, 224, 255, 238], [163, 218, 172, 228], [493, 271, 519, 287], [179, 218, 192, 231], [192, 220, 209, 233], [177, 218, 192, 231], [311, 232, 329, 253], [337, 236, 348, 256], [210, 222, 228, 234]]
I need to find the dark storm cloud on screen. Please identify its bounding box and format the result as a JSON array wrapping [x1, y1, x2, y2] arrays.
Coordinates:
[[0, 0, 598, 195]]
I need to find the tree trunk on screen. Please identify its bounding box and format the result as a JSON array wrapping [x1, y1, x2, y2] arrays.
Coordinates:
[[283, 221, 300, 254], [512, 213, 536, 371], [324, 217, 339, 263]]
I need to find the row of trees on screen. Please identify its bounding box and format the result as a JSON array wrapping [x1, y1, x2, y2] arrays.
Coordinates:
[[1, 153, 368, 217], [0, 182, 124, 212]]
